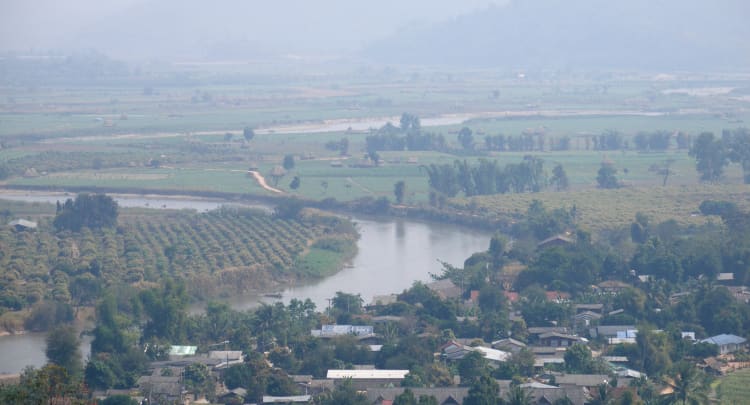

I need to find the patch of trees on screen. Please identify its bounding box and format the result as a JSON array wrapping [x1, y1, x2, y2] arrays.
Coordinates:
[[54, 193, 119, 232], [423, 156, 549, 198], [366, 116, 447, 153], [634, 130, 672, 151], [690, 128, 750, 183], [596, 162, 620, 189], [324, 137, 350, 155]]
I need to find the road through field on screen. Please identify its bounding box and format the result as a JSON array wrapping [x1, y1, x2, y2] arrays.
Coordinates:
[[248, 170, 283, 193]]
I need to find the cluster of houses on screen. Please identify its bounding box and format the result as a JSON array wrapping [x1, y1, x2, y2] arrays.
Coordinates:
[[89, 235, 748, 404]]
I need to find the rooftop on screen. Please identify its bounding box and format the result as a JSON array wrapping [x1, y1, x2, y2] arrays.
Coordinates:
[[169, 345, 197, 356], [701, 334, 747, 346], [8, 219, 37, 229], [326, 370, 409, 380], [555, 374, 609, 387]]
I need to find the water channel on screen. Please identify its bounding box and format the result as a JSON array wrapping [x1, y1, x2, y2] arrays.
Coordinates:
[[0, 191, 491, 374]]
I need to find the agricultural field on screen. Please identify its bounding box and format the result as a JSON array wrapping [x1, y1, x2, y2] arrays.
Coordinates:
[[2, 67, 750, 228], [717, 368, 750, 405], [453, 183, 750, 234], [0, 203, 358, 314]]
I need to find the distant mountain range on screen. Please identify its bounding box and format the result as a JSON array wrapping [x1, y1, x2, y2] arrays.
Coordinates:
[[364, 0, 750, 71]]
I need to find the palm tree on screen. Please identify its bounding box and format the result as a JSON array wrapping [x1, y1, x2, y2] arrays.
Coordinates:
[[661, 361, 710, 405]]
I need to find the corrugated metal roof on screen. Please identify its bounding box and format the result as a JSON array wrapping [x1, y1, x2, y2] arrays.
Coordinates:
[[326, 369, 409, 379], [701, 334, 747, 346], [262, 395, 311, 403], [169, 345, 197, 356]]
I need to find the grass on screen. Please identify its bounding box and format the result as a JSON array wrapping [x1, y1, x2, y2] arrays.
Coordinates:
[[293, 242, 357, 279]]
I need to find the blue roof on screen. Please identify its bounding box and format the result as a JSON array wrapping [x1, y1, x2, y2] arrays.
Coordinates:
[[700, 334, 747, 346]]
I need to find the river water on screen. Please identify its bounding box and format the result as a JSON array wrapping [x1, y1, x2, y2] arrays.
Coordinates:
[[0, 191, 490, 374]]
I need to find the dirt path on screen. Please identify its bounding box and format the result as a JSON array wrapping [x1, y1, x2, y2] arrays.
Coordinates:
[[346, 177, 374, 195], [248, 170, 283, 194]]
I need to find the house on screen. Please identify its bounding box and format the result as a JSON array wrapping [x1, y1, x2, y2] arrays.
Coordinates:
[[370, 294, 398, 306], [327, 369, 409, 390], [168, 345, 197, 357], [209, 350, 244, 368], [496, 381, 588, 405], [573, 311, 602, 327], [366, 387, 469, 405], [545, 291, 571, 303], [311, 324, 374, 338], [596, 280, 631, 294], [531, 387, 588, 405], [137, 375, 185, 403], [700, 334, 747, 355], [427, 279, 463, 300], [537, 332, 585, 348], [717, 273, 735, 283], [669, 291, 692, 305], [503, 291, 520, 303], [589, 325, 636, 340], [262, 395, 311, 403], [574, 304, 604, 314], [8, 219, 37, 231], [609, 329, 639, 345], [218, 388, 247, 403], [530, 347, 567, 368], [537, 234, 575, 250], [555, 374, 610, 389], [727, 286, 750, 304], [440, 340, 510, 364], [528, 327, 571, 336], [492, 338, 527, 354]]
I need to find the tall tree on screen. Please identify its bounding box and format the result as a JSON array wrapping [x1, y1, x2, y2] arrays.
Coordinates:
[[564, 344, 595, 374], [458, 127, 475, 150], [690, 132, 727, 182], [394, 180, 406, 204], [283, 154, 296, 170], [400, 113, 421, 133], [45, 325, 82, 379], [725, 128, 750, 184], [597, 163, 620, 189], [464, 374, 500, 405], [53, 193, 119, 231], [550, 163, 569, 191], [394, 388, 418, 405]]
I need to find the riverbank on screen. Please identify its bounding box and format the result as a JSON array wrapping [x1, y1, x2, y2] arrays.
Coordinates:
[[1, 184, 508, 232]]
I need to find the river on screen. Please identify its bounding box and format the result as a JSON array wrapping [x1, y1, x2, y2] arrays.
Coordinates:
[[0, 191, 490, 374]]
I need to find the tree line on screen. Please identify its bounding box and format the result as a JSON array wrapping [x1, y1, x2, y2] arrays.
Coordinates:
[[423, 156, 568, 197]]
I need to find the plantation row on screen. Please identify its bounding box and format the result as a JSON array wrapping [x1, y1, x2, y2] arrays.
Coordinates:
[[0, 208, 357, 311]]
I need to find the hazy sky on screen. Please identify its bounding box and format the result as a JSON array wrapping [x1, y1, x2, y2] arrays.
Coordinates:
[[0, 0, 506, 55]]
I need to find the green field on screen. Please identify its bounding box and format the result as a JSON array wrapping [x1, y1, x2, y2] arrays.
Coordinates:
[[718, 368, 750, 405]]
